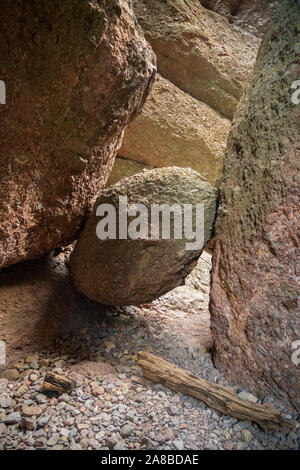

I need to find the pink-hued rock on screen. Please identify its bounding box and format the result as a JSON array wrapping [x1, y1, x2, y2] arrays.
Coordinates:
[[0, 0, 155, 268], [210, 0, 300, 408]]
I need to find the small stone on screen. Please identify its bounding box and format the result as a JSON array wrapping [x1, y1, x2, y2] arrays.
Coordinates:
[[155, 433, 166, 443], [25, 354, 39, 363], [35, 437, 48, 448], [88, 438, 101, 450], [2, 412, 21, 425], [233, 421, 250, 432], [30, 361, 39, 370], [206, 443, 218, 450], [47, 435, 59, 447], [0, 369, 20, 381], [22, 405, 43, 418], [0, 378, 9, 390], [241, 430, 253, 442], [14, 384, 28, 397], [237, 442, 247, 450], [237, 391, 258, 403], [106, 433, 125, 450], [20, 417, 36, 431], [92, 386, 105, 397], [164, 428, 174, 441], [0, 393, 11, 408], [77, 423, 89, 431], [37, 414, 50, 427], [114, 441, 127, 450], [174, 439, 184, 450], [29, 373, 39, 382], [0, 423, 8, 436], [60, 428, 70, 438], [223, 441, 235, 450], [120, 423, 134, 438]]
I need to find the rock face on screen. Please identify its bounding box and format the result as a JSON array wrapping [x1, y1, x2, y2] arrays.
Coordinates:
[[199, 0, 279, 38], [70, 167, 217, 306], [210, 1, 300, 408], [119, 75, 231, 186], [106, 157, 153, 187], [133, 0, 259, 119], [0, 0, 155, 268]]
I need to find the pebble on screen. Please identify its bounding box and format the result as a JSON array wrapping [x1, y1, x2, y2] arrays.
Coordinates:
[[0, 369, 20, 381], [120, 423, 134, 438], [174, 439, 184, 450], [0, 393, 11, 408], [2, 412, 21, 425], [224, 441, 235, 450], [241, 430, 253, 443], [22, 405, 43, 418], [20, 417, 36, 431]]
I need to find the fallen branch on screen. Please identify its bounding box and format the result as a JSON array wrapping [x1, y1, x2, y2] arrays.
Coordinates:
[[137, 351, 296, 432], [41, 371, 76, 394]]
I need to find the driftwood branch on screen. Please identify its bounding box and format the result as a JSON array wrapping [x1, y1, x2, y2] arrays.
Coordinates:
[[137, 351, 296, 432], [41, 372, 76, 393]]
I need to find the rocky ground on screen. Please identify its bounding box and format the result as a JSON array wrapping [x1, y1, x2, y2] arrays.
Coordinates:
[[0, 251, 299, 451]]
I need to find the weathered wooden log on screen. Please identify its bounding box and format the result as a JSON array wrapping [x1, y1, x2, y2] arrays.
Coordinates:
[[137, 351, 296, 432], [41, 372, 76, 393]]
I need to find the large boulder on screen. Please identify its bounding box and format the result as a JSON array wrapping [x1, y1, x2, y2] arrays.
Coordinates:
[[210, 0, 300, 408], [0, 0, 155, 268], [119, 75, 231, 186], [70, 167, 217, 306], [133, 0, 259, 119]]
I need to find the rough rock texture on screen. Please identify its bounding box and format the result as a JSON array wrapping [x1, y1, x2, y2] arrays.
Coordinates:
[[70, 167, 217, 306], [133, 0, 259, 119], [106, 157, 153, 187], [0, 0, 155, 268], [210, 0, 300, 409], [199, 0, 279, 38], [119, 75, 231, 186]]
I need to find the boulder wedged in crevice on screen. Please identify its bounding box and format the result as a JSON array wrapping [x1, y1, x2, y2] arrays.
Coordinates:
[[70, 167, 217, 306]]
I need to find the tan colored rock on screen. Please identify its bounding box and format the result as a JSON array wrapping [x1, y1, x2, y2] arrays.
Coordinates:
[[22, 405, 43, 418], [134, 0, 259, 119], [70, 167, 217, 306], [210, 0, 300, 408], [0, 369, 20, 381], [106, 157, 153, 187], [119, 75, 231, 186], [0, 0, 155, 268]]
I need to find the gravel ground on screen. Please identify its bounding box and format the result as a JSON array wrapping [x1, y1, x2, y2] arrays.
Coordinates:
[[0, 252, 299, 451]]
